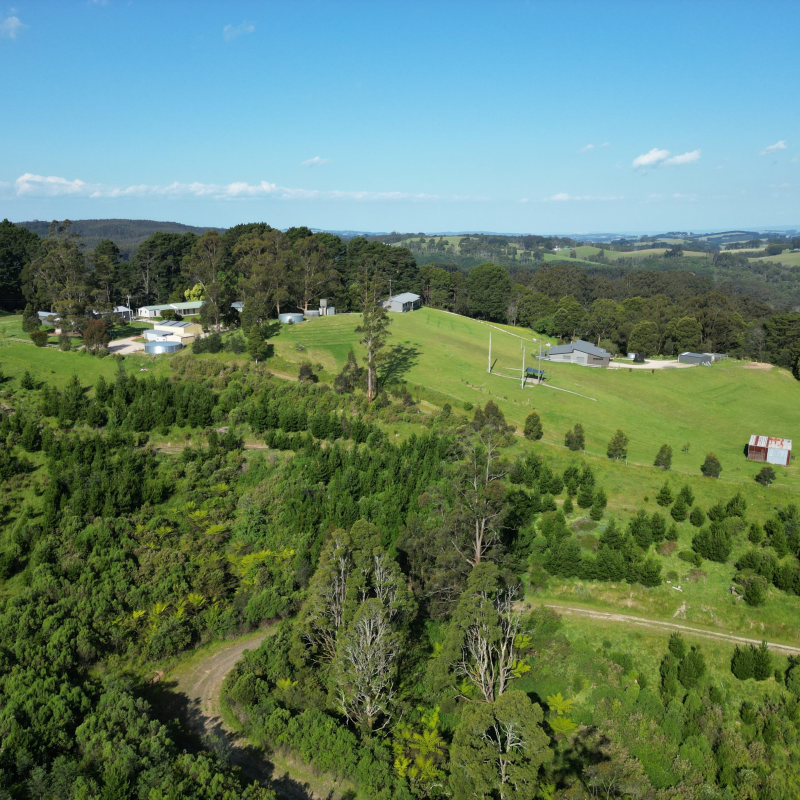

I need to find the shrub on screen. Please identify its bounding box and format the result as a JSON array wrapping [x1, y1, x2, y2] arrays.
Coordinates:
[[743, 575, 768, 607], [564, 423, 584, 451], [83, 318, 111, 353], [668, 633, 686, 659], [20, 370, 35, 390], [562, 495, 573, 515], [30, 330, 48, 347], [700, 453, 722, 478], [677, 484, 695, 506], [298, 362, 318, 383], [59, 333, 72, 351], [524, 411, 543, 440], [692, 524, 732, 563], [748, 523, 764, 544], [678, 646, 706, 690], [678, 550, 703, 567], [755, 466, 776, 486]]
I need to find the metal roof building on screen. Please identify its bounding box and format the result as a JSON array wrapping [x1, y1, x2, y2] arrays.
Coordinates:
[[678, 352, 713, 366], [747, 435, 792, 467], [546, 339, 611, 367], [383, 292, 421, 313]]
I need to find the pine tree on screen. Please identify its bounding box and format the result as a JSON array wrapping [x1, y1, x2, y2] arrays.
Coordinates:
[[654, 444, 673, 470], [677, 484, 695, 506], [607, 430, 629, 460], [668, 632, 686, 659], [730, 645, 754, 680], [577, 483, 594, 509], [748, 523, 765, 545], [638, 557, 662, 587], [562, 494, 574, 515], [666, 523, 679, 541], [752, 641, 772, 681], [689, 506, 705, 527], [671, 495, 688, 522], [594, 487, 607, 508], [524, 411, 543, 441], [650, 512, 667, 542], [20, 370, 35, 390], [656, 482, 674, 507], [678, 646, 706, 689], [589, 500, 604, 521], [629, 510, 652, 549], [573, 423, 585, 451], [755, 466, 776, 486]]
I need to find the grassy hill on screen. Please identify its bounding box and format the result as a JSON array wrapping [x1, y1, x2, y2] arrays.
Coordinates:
[[749, 250, 800, 267], [15, 218, 225, 259], [270, 307, 799, 506]]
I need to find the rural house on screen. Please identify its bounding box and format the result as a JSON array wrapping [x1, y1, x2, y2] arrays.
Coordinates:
[[137, 300, 205, 319], [678, 352, 712, 366], [545, 339, 611, 367], [747, 436, 792, 467], [383, 292, 421, 313], [150, 319, 203, 344]]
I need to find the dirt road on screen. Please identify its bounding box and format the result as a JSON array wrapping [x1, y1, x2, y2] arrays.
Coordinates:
[[107, 335, 144, 355], [164, 630, 352, 800], [539, 602, 800, 654]]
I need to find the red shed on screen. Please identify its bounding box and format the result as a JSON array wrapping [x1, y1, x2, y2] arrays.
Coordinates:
[[747, 435, 792, 467]]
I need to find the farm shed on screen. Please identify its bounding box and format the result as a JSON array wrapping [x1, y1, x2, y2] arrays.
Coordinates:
[[678, 352, 712, 366], [137, 301, 205, 318], [151, 319, 203, 344], [545, 340, 611, 367], [384, 292, 421, 313], [747, 436, 792, 467]]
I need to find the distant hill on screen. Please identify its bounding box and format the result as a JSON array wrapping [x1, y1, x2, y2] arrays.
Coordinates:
[[15, 219, 226, 260]]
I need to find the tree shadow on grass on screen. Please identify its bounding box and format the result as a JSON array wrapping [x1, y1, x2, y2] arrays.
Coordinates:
[[379, 343, 421, 385], [146, 677, 333, 800]]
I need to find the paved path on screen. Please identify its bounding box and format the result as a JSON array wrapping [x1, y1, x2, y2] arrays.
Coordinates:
[[537, 602, 800, 654]]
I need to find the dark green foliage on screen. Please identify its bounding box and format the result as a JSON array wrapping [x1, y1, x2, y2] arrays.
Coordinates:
[[30, 329, 48, 347], [628, 510, 652, 549], [743, 575, 768, 606], [656, 482, 673, 507], [689, 505, 705, 527], [740, 701, 757, 725], [562, 494, 573, 515], [638, 557, 662, 587], [670, 495, 688, 522], [700, 452, 722, 478], [677, 484, 695, 506], [756, 465, 776, 486], [564, 423, 584, 451], [607, 429, 628, 460], [666, 523, 679, 541], [668, 633, 687, 660], [298, 361, 318, 383], [731, 645, 754, 680], [752, 641, 772, 681], [654, 444, 672, 470], [678, 646, 706, 689], [650, 512, 666, 542], [725, 492, 747, 518], [466, 262, 513, 321], [678, 550, 703, 567], [524, 411, 543, 440], [577, 481, 594, 509], [692, 523, 732, 563], [589, 499, 604, 521]]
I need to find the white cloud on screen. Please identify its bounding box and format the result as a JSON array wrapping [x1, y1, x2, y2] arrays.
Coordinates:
[[223, 22, 255, 41], [300, 156, 330, 167], [600, 142, 610, 147], [672, 192, 698, 201], [663, 149, 701, 166], [0, 15, 25, 39], [632, 148, 670, 169], [9, 172, 483, 203], [761, 140, 787, 155], [792, 157, 799, 164], [15, 173, 92, 196], [519, 197, 529, 203], [578, 144, 594, 153], [542, 193, 622, 202]]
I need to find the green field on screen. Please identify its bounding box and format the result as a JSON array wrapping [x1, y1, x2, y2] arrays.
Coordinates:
[[749, 250, 800, 267], [614, 247, 708, 259], [272, 308, 800, 515]]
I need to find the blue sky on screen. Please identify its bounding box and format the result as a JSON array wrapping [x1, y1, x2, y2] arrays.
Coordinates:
[[1, 0, 798, 234]]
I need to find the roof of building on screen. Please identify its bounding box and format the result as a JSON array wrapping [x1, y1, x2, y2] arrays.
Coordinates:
[[138, 303, 174, 311], [547, 339, 610, 357], [152, 320, 196, 329], [388, 292, 421, 303], [231, 301, 244, 309], [749, 435, 792, 450], [169, 301, 204, 310], [680, 352, 711, 358], [113, 305, 131, 313]]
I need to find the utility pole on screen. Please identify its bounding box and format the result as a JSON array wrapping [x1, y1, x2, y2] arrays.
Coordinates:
[[521, 346, 526, 390], [487, 332, 492, 373]]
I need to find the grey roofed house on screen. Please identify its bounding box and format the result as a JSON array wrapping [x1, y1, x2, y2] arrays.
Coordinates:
[[678, 352, 712, 366], [546, 339, 611, 367], [383, 292, 421, 312]]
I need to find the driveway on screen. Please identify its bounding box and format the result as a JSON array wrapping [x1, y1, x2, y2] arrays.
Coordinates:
[[108, 335, 144, 355]]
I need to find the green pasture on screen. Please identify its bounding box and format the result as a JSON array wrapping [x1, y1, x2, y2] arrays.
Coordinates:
[[749, 250, 800, 267], [271, 308, 800, 515], [614, 248, 708, 259], [545, 613, 791, 705]]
